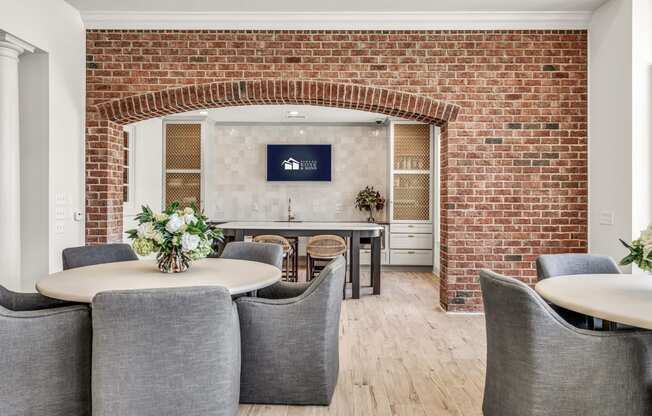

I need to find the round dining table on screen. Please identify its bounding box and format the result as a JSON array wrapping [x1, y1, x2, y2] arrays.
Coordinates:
[[535, 274, 652, 330], [36, 258, 282, 303]]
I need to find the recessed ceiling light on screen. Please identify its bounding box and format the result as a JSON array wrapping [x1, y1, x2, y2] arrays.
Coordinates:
[[199, 110, 208, 115]]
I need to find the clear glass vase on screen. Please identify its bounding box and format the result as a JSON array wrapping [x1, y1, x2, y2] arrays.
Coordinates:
[[157, 250, 190, 273]]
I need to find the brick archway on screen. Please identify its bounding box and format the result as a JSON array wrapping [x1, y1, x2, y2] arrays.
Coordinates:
[[94, 80, 460, 125], [85, 79, 458, 254]]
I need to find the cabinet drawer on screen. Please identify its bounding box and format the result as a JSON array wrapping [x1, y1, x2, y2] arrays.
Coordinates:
[[390, 249, 433, 266], [391, 223, 432, 234], [390, 233, 433, 250], [360, 249, 389, 266]]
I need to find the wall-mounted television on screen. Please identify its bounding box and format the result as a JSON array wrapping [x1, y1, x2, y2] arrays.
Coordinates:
[[266, 144, 332, 181]]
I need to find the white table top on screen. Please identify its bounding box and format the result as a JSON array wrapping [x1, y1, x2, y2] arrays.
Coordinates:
[[218, 221, 384, 231], [535, 274, 652, 330], [36, 258, 281, 303]]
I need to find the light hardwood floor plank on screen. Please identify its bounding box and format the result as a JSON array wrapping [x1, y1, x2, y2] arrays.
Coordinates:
[[241, 269, 486, 415]]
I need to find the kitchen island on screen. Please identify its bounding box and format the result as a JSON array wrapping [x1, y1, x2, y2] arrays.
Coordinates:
[[218, 221, 384, 299]]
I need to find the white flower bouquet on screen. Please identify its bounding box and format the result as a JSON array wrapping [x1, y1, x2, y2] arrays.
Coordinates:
[[126, 202, 222, 273], [619, 225, 652, 272]]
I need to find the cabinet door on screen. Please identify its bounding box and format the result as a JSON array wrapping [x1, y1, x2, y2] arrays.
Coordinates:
[[393, 124, 431, 172], [165, 172, 201, 209], [391, 123, 432, 222], [164, 123, 202, 209], [392, 173, 430, 221]]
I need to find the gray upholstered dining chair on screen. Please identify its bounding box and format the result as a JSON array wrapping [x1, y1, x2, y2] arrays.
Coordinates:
[[62, 243, 138, 270], [0, 285, 92, 416], [91, 286, 241, 416], [236, 256, 346, 405], [220, 241, 283, 269], [480, 269, 652, 416], [536, 253, 621, 280], [536, 253, 621, 328]]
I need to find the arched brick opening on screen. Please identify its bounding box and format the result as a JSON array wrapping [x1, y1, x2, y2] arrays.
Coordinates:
[[85, 79, 459, 305], [94, 80, 459, 125]]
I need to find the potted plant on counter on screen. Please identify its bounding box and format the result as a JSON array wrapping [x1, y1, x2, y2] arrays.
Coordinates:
[[126, 202, 222, 273], [619, 225, 652, 272], [355, 186, 386, 223]]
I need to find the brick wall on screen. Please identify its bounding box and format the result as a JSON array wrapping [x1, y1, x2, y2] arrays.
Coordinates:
[[86, 30, 588, 311]]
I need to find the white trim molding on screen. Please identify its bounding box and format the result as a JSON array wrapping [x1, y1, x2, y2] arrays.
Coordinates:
[[81, 11, 592, 30], [0, 31, 36, 55]]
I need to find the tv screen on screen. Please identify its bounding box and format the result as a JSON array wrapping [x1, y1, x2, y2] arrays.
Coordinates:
[[267, 144, 332, 181]]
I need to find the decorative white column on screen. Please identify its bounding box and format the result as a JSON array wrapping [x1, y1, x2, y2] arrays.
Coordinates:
[[0, 32, 34, 291]]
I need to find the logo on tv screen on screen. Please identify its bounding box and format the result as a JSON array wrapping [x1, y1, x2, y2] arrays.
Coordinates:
[[267, 145, 331, 181]]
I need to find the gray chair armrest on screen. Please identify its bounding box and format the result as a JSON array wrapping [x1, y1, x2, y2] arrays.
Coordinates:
[[0, 304, 92, 416], [256, 281, 311, 299], [0, 285, 73, 311]]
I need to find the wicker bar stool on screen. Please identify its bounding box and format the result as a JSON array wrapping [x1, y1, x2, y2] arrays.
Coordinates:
[[253, 235, 297, 282], [306, 235, 347, 282]]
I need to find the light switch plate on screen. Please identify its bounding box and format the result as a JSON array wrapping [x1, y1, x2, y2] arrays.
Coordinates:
[[599, 210, 615, 225]]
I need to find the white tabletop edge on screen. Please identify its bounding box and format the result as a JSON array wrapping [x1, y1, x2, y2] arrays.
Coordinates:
[[534, 274, 652, 330], [36, 258, 282, 303]]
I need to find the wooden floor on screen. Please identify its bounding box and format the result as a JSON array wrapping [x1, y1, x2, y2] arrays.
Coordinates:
[[241, 269, 487, 416]]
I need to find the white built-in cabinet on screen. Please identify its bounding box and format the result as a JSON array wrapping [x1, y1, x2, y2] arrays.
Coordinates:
[[388, 121, 434, 266]]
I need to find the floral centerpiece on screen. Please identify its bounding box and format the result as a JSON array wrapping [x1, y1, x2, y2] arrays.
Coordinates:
[[126, 202, 222, 273], [619, 225, 652, 272], [355, 186, 386, 223]]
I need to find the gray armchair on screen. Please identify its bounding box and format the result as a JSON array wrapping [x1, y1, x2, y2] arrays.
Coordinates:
[[91, 287, 241, 416], [236, 256, 346, 405], [0, 286, 91, 416], [536, 253, 621, 328], [221, 241, 283, 269], [92, 287, 240, 416], [480, 269, 652, 416], [62, 243, 138, 270]]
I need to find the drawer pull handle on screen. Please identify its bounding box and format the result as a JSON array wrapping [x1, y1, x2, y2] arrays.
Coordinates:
[[408, 225, 414, 228], [408, 235, 414, 238], [407, 251, 415, 254]]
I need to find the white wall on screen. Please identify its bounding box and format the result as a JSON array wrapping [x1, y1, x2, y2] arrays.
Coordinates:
[[588, 0, 633, 261], [123, 118, 164, 235], [589, 0, 652, 268], [1, 0, 86, 289], [632, 0, 652, 239]]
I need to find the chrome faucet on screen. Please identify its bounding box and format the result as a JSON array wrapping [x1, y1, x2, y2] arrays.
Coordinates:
[[287, 197, 296, 222]]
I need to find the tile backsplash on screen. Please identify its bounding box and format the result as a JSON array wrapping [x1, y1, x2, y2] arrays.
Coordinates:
[[204, 124, 388, 222]]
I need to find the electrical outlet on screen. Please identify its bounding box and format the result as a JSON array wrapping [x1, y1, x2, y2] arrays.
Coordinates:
[[55, 223, 65, 234]]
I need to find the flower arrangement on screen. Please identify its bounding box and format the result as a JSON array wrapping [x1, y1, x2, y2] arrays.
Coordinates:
[[126, 202, 222, 273], [619, 225, 652, 272], [355, 186, 386, 223]]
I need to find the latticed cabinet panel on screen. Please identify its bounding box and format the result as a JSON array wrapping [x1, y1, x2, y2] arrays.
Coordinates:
[[165, 124, 202, 170], [165, 173, 201, 209], [392, 173, 431, 221], [393, 124, 431, 171], [164, 123, 202, 210]]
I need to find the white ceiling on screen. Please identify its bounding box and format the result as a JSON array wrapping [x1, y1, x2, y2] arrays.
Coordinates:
[[66, 0, 606, 12], [172, 105, 395, 124]]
